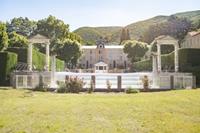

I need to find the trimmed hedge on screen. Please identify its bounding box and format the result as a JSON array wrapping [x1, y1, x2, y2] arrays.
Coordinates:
[[179, 49, 200, 86], [6, 47, 64, 71], [133, 59, 152, 71], [134, 48, 200, 85], [55, 59, 65, 71], [179, 48, 200, 68], [6, 47, 27, 62], [134, 52, 174, 71], [0, 52, 17, 85]]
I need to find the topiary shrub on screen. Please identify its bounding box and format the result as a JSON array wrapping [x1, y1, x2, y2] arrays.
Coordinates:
[[125, 87, 139, 94]]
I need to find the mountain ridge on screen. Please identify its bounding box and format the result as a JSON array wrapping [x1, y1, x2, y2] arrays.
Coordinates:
[[74, 10, 200, 45]]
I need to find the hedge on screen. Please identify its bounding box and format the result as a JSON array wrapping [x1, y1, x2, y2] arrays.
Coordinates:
[[0, 52, 17, 85], [179, 48, 200, 68], [134, 48, 200, 85], [134, 52, 174, 71], [55, 59, 65, 71], [6, 47, 64, 71], [179, 49, 200, 86], [133, 59, 152, 71]]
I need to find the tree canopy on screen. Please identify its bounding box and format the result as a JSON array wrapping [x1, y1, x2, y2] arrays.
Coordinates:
[[0, 22, 9, 51], [35, 15, 82, 61], [123, 40, 148, 63], [56, 39, 82, 68], [1, 15, 84, 68], [8, 31, 28, 47], [37, 15, 70, 41], [7, 17, 37, 37]]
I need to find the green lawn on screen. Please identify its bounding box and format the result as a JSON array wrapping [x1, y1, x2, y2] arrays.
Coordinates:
[[0, 89, 200, 133]]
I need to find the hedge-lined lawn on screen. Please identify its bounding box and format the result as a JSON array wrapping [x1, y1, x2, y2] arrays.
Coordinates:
[[0, 89, 200, 133]]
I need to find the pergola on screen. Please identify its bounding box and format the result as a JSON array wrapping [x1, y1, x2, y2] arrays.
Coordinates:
[[28, 34, 50, 71], [11, 34, 56, 89], [151, 35, 179, 72], [94, 61, 108, 73]]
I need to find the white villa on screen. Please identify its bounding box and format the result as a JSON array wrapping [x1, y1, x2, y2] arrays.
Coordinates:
[[11, 34, 195, 90], [78, 39, 130, 70], [181, 30, 200, 48]]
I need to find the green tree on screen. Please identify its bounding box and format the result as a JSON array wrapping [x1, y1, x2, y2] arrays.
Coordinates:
[[0, 22, 9, 51], [36, 15, 82, 57], [37, 15, 69, 41], [68, 32, 82, 43], [57, 39, 82, 68], [7, 17, 37, 36], [123, 40, 148, 63], [8, 32, 28, 47]]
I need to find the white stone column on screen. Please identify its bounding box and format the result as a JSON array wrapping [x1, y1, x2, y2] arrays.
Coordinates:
[[152, 54, 159, 88], [152, 55, 158, 73], [45, 42, 50, 71], [174, 43, 179, 72], [157, 44, 161, 72], [27, 43, 33, 71], [50, 55, 57, 88]]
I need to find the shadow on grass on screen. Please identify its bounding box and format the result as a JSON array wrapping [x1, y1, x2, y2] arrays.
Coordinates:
[[0, 87, 13, 90]]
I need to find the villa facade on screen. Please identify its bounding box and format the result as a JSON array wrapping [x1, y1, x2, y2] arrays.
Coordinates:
[[78, 39, 130, 69], [181, 31, 200, 48]]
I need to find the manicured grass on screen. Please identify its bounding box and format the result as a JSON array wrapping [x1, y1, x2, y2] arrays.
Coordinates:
[[0, 89, 200, 133]]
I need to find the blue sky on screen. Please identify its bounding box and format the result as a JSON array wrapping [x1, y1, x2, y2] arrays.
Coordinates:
[[1, 0, 200, 31]]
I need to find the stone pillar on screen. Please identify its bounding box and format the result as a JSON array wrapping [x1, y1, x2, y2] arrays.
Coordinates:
[[27, 43, 33, 71], [170, 75, 174, 89], [45, 42, 50, 71], [91, 75, 96, 90], [152, 55, 158, 73], [152, 55, 158, 88], [117, 75, 122, 91], [193, 76, 196, 89], [174, 44, 179, 72], [50, 55, 57, 88], [157, 44, 161, 72]]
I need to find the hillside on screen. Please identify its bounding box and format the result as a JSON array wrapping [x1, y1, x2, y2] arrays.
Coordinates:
[[74, 10, 200, 45], [175, 10, 200, 23], [120, 15, 168, 41], [74, 26, 122, 45]]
